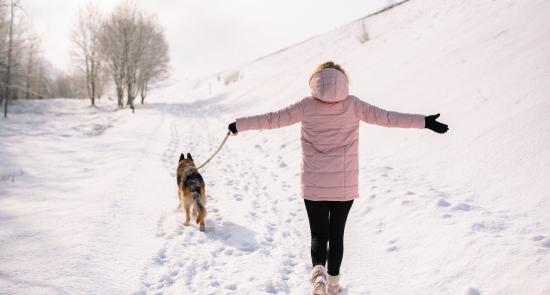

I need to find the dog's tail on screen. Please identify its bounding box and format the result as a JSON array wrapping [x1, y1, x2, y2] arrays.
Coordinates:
[[192, 190, 205, 211], [192, 189, 207, 225]]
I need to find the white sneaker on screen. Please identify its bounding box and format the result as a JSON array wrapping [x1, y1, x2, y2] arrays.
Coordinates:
[[310, 265, 328, 295], [326, 274, 341, 295]]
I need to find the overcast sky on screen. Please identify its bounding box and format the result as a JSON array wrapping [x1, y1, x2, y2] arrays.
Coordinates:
[[27, 0, 395, 80]]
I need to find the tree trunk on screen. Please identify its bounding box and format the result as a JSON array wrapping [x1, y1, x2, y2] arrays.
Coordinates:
[[26, 43, 34, 99], [116, 85, 124, 108], [4, 1, 15, 118], [86, 56, 94, 106], [91, 80, 95, 106], [126, 82, 133, 107], [140, 81, 147, 104]]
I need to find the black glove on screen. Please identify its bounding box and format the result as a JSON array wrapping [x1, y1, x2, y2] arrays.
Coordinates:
[[425, 114, 449, 134], [228, 122, 238, 135]]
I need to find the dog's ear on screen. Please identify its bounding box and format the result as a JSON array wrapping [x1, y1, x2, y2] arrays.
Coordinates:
[[187, 153, 193, 161], [179, 153, 185, 162]]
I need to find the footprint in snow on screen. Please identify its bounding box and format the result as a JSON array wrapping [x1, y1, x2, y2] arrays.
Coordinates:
[[465, 287, 481, 295], [361, 206, 372, 215], [264, 235, 274, 243], [264, 279, 286, 294], [452, 203, 472, 211], [154, 248, 167, 265], [210, 280, 221, 288], [531, 235, 545, 241], [386, 240, 398, 252], [470, 220, 507, 234], [436, 199, 451, 207], [401, 200, 413, 206], [386, 245, 398, 252]]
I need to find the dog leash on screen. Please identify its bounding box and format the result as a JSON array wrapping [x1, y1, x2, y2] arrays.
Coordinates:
[[196, 131, 232, 170]]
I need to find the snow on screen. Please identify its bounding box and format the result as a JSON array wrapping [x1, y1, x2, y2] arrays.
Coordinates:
[[2, 0, 550, 294]]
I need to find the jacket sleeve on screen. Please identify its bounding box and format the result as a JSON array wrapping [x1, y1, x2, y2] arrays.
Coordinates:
[[236, 99, 306, 132], [353, 96, 425, 128]]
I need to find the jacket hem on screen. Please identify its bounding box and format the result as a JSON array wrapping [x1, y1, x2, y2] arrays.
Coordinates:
[[302, 195, 358, 202]]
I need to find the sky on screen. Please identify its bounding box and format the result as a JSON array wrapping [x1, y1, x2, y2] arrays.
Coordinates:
[[27, 0, 396, 81]]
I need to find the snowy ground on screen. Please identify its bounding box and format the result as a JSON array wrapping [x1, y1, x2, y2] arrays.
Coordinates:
[[2, 0, 550, 294]]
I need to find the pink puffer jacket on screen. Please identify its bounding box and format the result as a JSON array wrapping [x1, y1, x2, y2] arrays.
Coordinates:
[[236, 68, 425, 201]]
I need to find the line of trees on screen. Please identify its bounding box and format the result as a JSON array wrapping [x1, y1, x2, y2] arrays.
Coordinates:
[[73, 1, 170, 108], [1, 0, 92, 118], [0, 0, 68, 117], [1, 0, 170, 118]]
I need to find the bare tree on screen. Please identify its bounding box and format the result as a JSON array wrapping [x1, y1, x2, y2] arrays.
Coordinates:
[[99, 1, 137, 108], [1, 1, 85, 103], [1, 0, 21, 118], [72, 2, 103, 106], [93, 2, 171, 109], [95, 66, 109, 99], [25, 36, 35, 99], [124, 7, 143, 108], [137, 16, 169, 104], [99, 2, 170, 109], [24, 33, 41, 99], [99, 15, 125, 108], [0, 1, 7, 107]]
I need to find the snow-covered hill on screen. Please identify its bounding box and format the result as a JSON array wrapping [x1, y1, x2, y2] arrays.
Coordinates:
[[1, 0, 549, 294]]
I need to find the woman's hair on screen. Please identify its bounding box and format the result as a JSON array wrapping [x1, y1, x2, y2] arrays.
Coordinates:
[[313, 61, 347, 77]]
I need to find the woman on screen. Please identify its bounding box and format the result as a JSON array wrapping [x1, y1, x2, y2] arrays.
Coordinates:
[[227, 61, 448, 294]]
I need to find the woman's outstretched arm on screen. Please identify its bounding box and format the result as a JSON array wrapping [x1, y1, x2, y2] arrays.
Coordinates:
[[353, 96, 425, 128], [229, 99, 306, 134], [352, 96, 448, 133]]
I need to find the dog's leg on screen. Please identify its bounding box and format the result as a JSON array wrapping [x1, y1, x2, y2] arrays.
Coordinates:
[[196, 193, 207, 232], [178, 190, 184, 209], [197, 213, 205, 232], [194, 204, 205, 230], [183, 197, 192, 226]]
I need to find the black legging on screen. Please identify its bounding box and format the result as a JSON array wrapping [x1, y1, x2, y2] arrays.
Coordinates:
[[304, 199, 354, 276]]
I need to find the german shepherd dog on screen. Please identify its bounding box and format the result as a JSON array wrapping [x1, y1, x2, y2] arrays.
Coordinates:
[[176, 153, 207, 231]]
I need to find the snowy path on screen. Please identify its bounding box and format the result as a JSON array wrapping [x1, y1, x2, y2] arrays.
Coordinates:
[[137, 101, 314, 294]]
